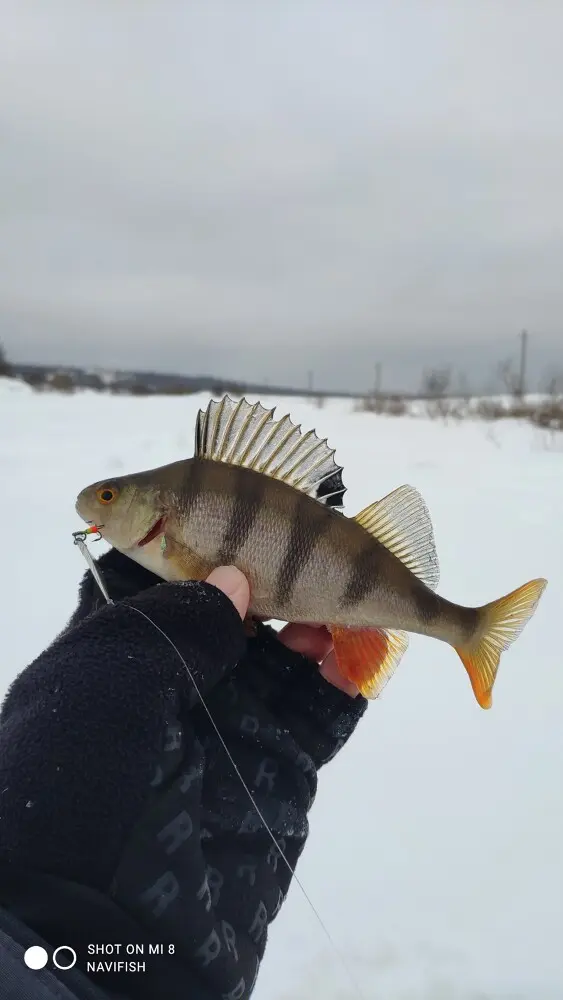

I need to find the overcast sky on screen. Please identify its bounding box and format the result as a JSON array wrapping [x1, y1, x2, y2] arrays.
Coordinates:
[[1, 2, 562, 392]]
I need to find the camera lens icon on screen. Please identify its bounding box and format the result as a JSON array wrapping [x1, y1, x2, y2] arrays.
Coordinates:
[[24, 945, 77, 971], [53, 946, 77, 970]]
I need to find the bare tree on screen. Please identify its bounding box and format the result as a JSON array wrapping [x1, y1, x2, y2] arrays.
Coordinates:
[[49, 371, 75, 393], [22, 370, 46, 390], [457, 370, 472, 400], [0, 342, 13, 377], [497, 358, 520, 396], [421, 367, 457, 420], [421, 367, 451, 398], [543, 371, 563, 398]]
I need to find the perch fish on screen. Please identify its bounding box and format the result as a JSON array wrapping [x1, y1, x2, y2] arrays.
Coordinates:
[[75, 396, 547, 708]]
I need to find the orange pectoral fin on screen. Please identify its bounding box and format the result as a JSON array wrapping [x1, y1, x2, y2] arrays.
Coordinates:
[[329, 626, 409, 699]]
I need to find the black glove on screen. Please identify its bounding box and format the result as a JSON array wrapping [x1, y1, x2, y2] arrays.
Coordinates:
[[0, 549, 367, 1000]]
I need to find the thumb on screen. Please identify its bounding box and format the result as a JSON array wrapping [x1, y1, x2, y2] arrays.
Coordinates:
[[205, 566, 250, 620]]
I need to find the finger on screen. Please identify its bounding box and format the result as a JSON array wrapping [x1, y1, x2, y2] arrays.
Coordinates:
[[277, 623, 333, 663], [319, 649, 360, 698], [205, 566, 250, 620]]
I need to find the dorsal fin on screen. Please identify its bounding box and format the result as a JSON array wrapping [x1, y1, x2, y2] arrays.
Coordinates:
[[195, 395, 347, 509], [354, 485, 439, 589]]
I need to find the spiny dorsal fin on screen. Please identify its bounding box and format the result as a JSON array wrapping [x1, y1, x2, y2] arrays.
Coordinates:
[[195, 395, 347, 509], [354, 485, 439, 589]]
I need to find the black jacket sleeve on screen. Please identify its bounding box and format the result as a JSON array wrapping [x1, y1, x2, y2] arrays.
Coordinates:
[[0, 550, 367, 1000]]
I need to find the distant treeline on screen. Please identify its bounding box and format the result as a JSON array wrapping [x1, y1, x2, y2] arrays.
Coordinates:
[[2, 350, 562, 432], [5, 360, 442, 401], [0, 360, 525, 403], [1, 339, 561, 405], [7, 361, 361, 400]]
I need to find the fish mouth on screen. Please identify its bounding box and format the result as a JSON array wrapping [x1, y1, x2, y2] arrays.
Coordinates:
[[138, 514, 167, 547]]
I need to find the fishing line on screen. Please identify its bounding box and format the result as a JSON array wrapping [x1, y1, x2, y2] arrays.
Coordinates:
[[72, 529, 367, 1000]]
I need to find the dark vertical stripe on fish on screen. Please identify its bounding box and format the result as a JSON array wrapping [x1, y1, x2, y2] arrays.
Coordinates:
[[416, 586, 454, 628], [182, 457, 205, 515], [340, 539, 378, 608], [216, 466, 265, 566], [275, 493, 329, 607]]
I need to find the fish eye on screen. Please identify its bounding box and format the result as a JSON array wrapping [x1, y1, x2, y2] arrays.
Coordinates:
[[96, 485, 118, 505]]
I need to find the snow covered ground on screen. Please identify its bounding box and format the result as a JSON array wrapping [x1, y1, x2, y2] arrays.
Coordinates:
[[1, 380, 562, 999]]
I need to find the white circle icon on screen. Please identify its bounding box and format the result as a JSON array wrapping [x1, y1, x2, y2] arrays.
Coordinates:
[[53, 946, 77, 970], [24, 946, 49, 969]]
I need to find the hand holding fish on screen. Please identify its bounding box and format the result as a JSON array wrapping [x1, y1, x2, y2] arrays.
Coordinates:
[[275, 620, 360, 698], [0, 546, 366, 998], [206, 563, 360, 697]]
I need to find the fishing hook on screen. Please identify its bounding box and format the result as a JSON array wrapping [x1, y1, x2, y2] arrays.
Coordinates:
[[72, 526, 114, 605], [72, 524, 104, 543]]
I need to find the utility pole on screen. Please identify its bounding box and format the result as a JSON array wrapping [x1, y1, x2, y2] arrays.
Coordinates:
[[518, 329, 528, 397], [374, 362, 382, 396], [307, 369, 313, 392]]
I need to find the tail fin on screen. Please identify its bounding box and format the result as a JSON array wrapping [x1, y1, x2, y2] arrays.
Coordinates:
[[455, 578, 547, 709]]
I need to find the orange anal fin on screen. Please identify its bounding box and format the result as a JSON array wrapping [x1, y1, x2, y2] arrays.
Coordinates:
[[329, 626, 409, 699]]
